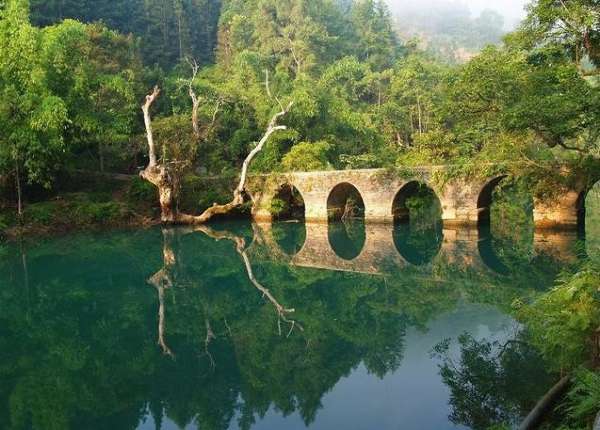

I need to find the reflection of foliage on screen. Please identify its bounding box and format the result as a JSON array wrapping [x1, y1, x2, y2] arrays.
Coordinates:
[[0, 224, 405, 429], [0, 222, 576, 429], [515, 261, 600, 371], [432, 333, 554, 430]]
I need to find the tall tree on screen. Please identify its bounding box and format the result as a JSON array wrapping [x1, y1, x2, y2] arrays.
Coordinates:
[[0, 0, 68, 217], [510, 0, 600, 75]]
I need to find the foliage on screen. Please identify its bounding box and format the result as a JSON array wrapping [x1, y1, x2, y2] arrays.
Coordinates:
[[22, 193, 132, 228], [281, 141, 331, 172], [30, 0, 221, 70], [508, 0, 600, 71], [563, 368, 600, 425], [0, 0, 69, 187], [515, 261, 600, 372], [127, 177, 157, 205], [269, 197, 288, 218]]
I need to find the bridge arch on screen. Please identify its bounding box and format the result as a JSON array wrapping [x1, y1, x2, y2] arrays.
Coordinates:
[[391, 181, 442, 224], [270, 183, 306, 221], [327, 182, 366, 221], [477, 176, 508, 226], [577, 180, 600, 258]]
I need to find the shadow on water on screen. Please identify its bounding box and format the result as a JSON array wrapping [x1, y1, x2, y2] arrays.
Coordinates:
[[328, 220, 366, 261]]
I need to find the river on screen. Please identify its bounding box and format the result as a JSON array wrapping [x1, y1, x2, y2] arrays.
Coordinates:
[[0, 220, 588, 430]]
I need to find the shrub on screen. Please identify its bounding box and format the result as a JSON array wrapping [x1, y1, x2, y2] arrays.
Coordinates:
[[25, 203, 56, 225], [282, 141, 331, 172], [127, 177, 156, 204], [0, 214, 8, 231], [270, 197, 288, 217], [564, 369, 600, 424], [74, 202, 124, 225], [515, 261, 600, 371]]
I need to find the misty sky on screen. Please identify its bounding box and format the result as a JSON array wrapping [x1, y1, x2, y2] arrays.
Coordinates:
[[386, 0, 530, 28]]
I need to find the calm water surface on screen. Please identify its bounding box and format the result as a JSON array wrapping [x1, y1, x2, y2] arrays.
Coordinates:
[[0, 221, 584, 430]]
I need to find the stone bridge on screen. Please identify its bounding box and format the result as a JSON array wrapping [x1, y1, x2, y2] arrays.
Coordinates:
[[248, 168, 588, 229]]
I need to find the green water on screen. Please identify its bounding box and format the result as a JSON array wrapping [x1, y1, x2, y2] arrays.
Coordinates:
[[0, 221, 583, 430]]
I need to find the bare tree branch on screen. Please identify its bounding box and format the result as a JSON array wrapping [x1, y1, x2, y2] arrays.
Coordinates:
[[139, 75, 292, 225], [186, 58, 201, 138], [142, 86, 161, 167]]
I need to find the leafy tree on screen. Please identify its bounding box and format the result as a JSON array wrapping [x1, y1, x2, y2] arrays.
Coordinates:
[[509, 0, 600, 74], [0, 0, 69, 216], [281, 141, 331, 171], [41, 20, 141, 171]]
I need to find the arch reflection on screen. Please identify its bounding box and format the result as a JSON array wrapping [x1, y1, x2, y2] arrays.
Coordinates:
[[393, 223, 443, 266], [328, 220, 366, 261], [272, 221, 307, 256]]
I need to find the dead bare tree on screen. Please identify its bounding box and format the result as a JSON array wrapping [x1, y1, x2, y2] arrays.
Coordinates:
[[140, 70, 292, 225]]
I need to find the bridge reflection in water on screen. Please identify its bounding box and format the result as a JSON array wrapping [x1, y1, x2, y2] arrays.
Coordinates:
[[250, 222, 579, 276]]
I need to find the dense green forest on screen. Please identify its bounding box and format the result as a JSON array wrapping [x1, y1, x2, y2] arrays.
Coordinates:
[[1, 0, 598, 210], [1, 0, 600, 427]]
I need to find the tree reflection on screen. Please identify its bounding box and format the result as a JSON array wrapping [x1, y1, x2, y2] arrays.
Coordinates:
[[195, 224, 304, 337], [432, 332, 554, 430], [0, 223, 570, 430], [392, 222, 443, 266]]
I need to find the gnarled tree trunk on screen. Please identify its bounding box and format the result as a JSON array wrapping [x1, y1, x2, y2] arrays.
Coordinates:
[[140, 80, 292, 225]]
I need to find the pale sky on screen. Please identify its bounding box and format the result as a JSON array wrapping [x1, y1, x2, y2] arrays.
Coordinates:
[[386, 0, 531, 29]]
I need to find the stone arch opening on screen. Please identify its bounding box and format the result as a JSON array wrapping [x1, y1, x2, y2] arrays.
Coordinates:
[[270, 184, 305, 221], [327, 183, 365, 221], [579, 181, 600, 259], [392, 181, 442, 225], [477, 176, 507, 226]]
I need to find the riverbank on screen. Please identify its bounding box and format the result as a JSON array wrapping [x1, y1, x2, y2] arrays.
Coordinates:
[[0, 172, 242, 242]]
